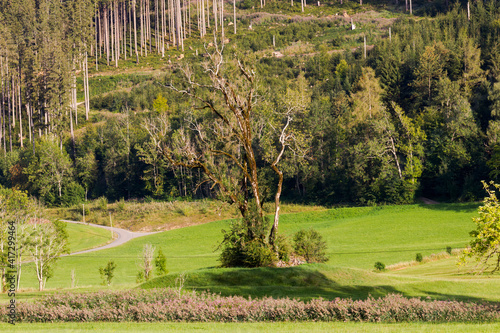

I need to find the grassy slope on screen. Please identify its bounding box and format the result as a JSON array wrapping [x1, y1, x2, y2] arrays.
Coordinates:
[[15, 203, 500, 304], [65, 222, 113, 253]]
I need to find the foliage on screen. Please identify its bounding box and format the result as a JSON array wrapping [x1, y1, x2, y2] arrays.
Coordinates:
[[155, 249, 168, 276], [275, 234, 292, 262], [2, 290, 499, 323], [139, 243, 155, 282], [25, 221, 69, 291], [99, 260, 117, 286], [219, 209, 277, 268], [374, 262, 386, 271], [293, 229, 328, 263], [24, 136, 74, 205], [416, 253, 423, 263], [461, 181, 500, 273]]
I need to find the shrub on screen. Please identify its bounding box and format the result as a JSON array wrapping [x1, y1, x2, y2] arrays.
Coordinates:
[[59, 182, 85, 207], [374, 261, 386, 271], [416, 253, 423, 262], [99, 260, 117, 286], [136, 271, 145, 283], [242, 240, 276, 267], [97, 196, 108, 211], [219, 206, 277, 268], [275, 234, 292, 262], [155, 249, 168, 276], [117, 198, 126, 211], [293, 228, 328, 263], [219, 224, 276, 268], [446, 246, 452, 255]]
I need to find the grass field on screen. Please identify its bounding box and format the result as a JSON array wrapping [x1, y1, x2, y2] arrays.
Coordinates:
[[2, 322, 500, 332], [65, 222, 114, 253], [12, 202, 500, 305]]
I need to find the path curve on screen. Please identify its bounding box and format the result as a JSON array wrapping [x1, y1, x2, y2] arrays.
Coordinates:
[[61, 220, 159, 255]]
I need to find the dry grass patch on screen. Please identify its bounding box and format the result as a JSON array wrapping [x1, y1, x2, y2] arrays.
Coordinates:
[[387, 249, 463, 271], [48, 199, 324, 232]]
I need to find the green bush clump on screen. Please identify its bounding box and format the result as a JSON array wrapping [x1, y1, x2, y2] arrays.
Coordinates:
[[241, 240, 276, 267], [219, 222, 277, 268], [59, 182, 85, 207], [275, 234, 292, 262], [219, 206, 281, 268], [293, 228, 328, 263], [374, 261, 385, 271], [446, 246, 452, 255], [416, 253, 423, 262]]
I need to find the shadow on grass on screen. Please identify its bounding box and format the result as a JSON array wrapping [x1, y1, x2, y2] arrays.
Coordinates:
[[416, 202, 480, 213], [140, 265, 496, 303]]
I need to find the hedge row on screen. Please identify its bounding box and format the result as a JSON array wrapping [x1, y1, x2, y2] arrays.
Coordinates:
[[1, 289, 499, 323]]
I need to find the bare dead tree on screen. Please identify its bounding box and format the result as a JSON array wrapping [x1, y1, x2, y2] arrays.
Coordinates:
[[147, 35, 308, 250]]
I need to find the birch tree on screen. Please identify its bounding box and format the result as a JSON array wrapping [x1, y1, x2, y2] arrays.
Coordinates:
[[26, 221, 68, 291]]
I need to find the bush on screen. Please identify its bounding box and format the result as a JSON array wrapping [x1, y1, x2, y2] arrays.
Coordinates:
[[446, 246, 452, 255], [374, 261, 386, 271], [155, 249, 168, 276], [293, 228, 328, 263], [219, 223, 276, 268], [117, 198, 126, 211], [275, 234, 292, 262], [219, 208, 277, 268], [242, 241, 276, 267], [99, 260, 117, 286], [59, 182, 85, 207], [98, 196, 108, 211], [416, 253, 423, 262]]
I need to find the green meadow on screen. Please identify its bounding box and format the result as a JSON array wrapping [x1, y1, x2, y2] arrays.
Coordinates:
[[9, 202, 500, 306], [65, 223, 114, 253], [2, 322, 500, 332]]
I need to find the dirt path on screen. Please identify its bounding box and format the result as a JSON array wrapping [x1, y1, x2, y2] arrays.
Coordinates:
[[61, 220, 159, 255]]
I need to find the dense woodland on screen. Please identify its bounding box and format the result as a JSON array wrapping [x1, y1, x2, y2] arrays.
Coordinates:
[[0, 0, 500, 207]]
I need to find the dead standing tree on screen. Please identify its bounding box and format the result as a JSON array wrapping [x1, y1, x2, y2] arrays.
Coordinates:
[[149, 36, 306, 253], [164, 38, 264, 241]]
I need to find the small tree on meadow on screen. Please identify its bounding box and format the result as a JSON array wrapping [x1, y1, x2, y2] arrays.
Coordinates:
[[461, 181, 500, 273], [155, 248, 168, 276], [99, 260, 117, 286], [140, 243, 155, 281]]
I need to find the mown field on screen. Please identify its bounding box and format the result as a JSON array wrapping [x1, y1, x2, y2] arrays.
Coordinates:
[[2, 321, 500, 332], [65, 223, 114, 253]]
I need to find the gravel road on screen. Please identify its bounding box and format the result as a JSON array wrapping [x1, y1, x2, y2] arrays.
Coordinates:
[[61, 220, 159, 255]]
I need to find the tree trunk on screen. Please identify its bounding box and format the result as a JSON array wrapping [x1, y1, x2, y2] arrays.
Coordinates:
[[7, 70, 12, 152], [133, 0, 139, 63], [156, 0, 160, 53], [161, 0, 166, 56], [17, 71, 23, 148], [84, 51, 90, 120], [269, 165, 283, 247], [105, 7, 110, 66], [140, 0, 144, 56], [213, 0, 218, 30]]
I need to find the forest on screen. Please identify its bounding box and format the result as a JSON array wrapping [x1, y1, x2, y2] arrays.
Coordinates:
[[0, 0, 500, 208]]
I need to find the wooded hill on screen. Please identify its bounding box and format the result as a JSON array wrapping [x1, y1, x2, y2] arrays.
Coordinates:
[[0, 0, 499, 206]]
